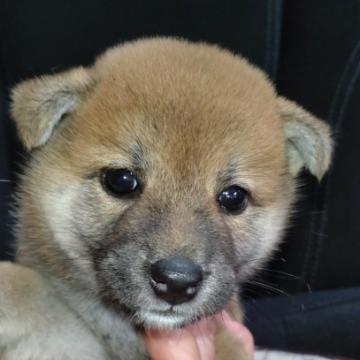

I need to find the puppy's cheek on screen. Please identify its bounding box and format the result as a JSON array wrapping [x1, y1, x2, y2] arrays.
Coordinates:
[[229, 205, 290, 282], [201, 262, 238, 312], [40, 179, 127, 288], [41, 185, 97, 281], [42, 185, 81, 257]]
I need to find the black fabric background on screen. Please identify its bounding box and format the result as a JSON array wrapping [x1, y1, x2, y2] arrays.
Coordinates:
[[244, 287, 360, 358], [1, 0, 360, 356]]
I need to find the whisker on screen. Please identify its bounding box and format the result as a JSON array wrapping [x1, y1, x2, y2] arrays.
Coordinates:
[[246, 280, 289, 296], [255, 267, 300, 279]]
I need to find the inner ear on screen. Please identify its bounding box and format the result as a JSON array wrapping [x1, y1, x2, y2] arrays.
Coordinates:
[[278, 97, 333, 180], [10, 67, 94, 150]]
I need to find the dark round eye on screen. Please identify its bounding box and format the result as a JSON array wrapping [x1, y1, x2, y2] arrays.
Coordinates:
[[101, 168, 140, 196], [217, 185, 248, 213]]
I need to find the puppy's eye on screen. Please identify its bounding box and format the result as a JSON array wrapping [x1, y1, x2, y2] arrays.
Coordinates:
[[101, 169, 140, 196], [217, 185, 248, 213]]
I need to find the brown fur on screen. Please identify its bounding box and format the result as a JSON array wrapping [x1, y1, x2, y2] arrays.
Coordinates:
[[5, 38, 333, 359]]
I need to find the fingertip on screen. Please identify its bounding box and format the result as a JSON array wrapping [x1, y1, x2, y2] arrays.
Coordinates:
[[144, 327, 200, 360], [216, 311, 255, 356]]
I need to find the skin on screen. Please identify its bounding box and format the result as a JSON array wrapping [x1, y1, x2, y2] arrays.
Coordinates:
[[144, 311, 254, 360]]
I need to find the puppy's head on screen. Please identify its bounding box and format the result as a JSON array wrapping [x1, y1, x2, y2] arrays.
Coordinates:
[[11, 38, 332, 329]]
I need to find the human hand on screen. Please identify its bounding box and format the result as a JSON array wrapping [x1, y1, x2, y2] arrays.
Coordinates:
[[144, 311, 254, 360]]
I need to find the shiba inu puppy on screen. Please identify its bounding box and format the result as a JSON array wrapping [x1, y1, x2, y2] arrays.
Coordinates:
[[0, 38, 332, 359]]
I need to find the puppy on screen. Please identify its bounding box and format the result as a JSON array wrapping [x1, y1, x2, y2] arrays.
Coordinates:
[[0, 38, 332, 359]]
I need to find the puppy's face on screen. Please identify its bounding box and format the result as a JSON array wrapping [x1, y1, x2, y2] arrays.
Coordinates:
[[11, 39, 332, 329]]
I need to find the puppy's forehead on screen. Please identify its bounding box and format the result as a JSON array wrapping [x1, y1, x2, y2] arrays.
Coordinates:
[[67, 40, 287, 196]]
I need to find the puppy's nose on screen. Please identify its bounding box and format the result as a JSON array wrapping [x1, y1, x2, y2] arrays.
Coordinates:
[[150, 257, 203, 305]]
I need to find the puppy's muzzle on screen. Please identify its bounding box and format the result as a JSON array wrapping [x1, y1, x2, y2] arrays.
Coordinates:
[[150, 257, 203, 305]]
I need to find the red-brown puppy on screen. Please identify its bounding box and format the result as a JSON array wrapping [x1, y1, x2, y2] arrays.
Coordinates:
[[0, 38, 332, 359]]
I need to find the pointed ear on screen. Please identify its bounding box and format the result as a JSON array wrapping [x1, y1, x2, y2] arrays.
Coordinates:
[[278, 97, 333, 180], [10, 67, 94, 150]]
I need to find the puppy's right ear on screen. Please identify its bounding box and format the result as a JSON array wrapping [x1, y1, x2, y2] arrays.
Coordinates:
[[10, 67, 94, 150]]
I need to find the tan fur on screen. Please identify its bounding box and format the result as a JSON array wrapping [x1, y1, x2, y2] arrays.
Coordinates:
[[3, 38, 333, 359], [0, 262, 109, 360]]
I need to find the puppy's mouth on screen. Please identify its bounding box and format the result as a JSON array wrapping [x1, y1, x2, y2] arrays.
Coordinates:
[[101, 294, 199, 329]]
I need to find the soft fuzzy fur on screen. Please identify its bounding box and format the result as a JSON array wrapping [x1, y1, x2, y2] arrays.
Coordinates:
[[1, 38, 332, 359]]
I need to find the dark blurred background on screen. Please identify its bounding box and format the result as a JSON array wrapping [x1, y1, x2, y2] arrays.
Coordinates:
[[1, 1, 359, 357]]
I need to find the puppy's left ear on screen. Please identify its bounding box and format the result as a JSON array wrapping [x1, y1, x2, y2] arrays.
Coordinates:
[[278, 97, 333, 180]]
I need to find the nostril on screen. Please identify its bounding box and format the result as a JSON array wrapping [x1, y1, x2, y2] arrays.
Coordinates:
[[150, 278, 168, 293], [150, 257, 203, 305], [186, 285, 198, 296]]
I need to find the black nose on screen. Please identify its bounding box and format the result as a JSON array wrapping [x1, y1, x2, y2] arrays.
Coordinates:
[[150, 257, 203, 305]]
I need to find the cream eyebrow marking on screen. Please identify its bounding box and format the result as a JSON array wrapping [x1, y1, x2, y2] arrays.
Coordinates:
[[216, 159, 240, 187], [128, 140, 149, 171]]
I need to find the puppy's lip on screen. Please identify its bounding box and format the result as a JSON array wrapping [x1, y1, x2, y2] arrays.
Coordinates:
[[136, 308, 200, 330]]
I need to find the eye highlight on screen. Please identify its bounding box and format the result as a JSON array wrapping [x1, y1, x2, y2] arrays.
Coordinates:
[[217, 185, 248, 213], [101, 168, 140, 197]]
